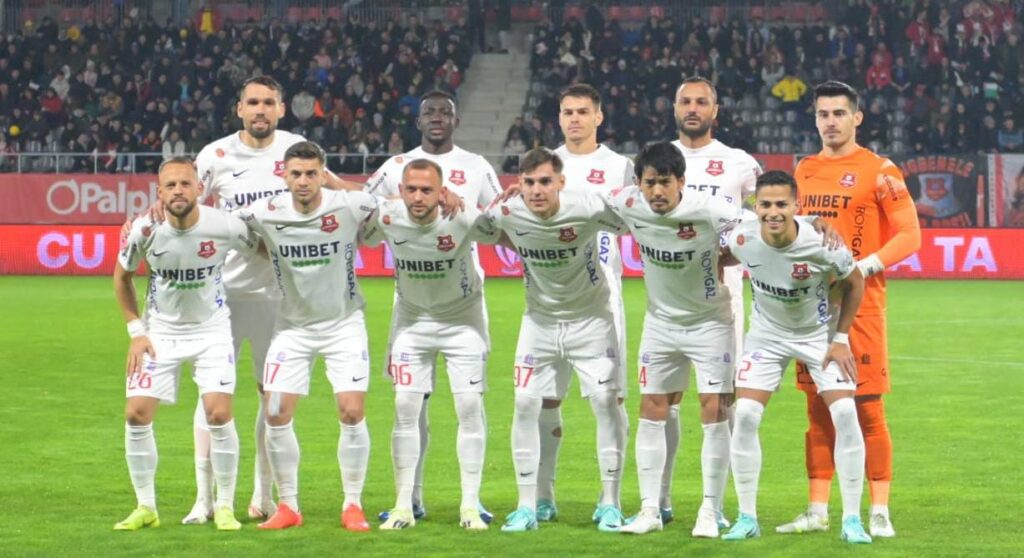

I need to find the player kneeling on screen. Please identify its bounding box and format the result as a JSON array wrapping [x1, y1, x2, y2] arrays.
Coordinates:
[[719, 171, 872, 544], [113, 158, 254, 531], [361, 159, 495, 530]]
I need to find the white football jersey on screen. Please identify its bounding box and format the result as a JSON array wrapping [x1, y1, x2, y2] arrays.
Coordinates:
[[240, 189, 377, 328], [671, 139, 761, 206], [480, 190, 627, 320], [727, 219, 856, 338], [555, 144, 634, 282], [608, 186, 742, 326], [366, 145, 502, 209], [196, 130, 307, 299], [362, 200, 490, 322], [119, 206, 257, 335]]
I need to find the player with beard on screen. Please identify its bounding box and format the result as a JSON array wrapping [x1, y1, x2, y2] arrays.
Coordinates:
[[667, 76, 762, 537], [368, 90, 500, 524]]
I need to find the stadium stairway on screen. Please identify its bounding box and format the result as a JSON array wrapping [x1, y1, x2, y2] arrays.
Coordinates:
[[456, 26, 531, 168]]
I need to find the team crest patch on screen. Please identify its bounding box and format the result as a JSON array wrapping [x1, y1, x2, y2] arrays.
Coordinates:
[[437, 234, 455, 252], [861, 354, 872, 365], [558, 227, 577, 243], [321, 214, 339, 233], [736, 234, 745, 246], [449, 169, 466, 185], [395, 156, 404, 164], [677, 223, 696, 239], [706, 160, 725, 176], [383, 215, 392, 225], [587, 169, 605, 184], [267, 199, 276, 211], [626, 197, 635, 208], [273, 160, 286, 177], [723, 353, 731, 363], [501, 205, 510, 216], [641, 352, 651, 363], [198, 240, 216, 258], [839, 172, 857, 188], [791, 263, 811, 280], [215, 148, 225, 158], [141, 225, 152, 238]]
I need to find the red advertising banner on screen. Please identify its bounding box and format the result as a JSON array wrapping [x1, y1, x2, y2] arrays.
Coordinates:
[[0, 174, 161, 225], [3, 225, 1022, 279]]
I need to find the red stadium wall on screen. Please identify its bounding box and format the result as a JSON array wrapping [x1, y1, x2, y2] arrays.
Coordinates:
[[2, 171, 1023, 278]]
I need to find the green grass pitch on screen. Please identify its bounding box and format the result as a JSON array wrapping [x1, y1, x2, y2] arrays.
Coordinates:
[[0, 277, 1021, 557]]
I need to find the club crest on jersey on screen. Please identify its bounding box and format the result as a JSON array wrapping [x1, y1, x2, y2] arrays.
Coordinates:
[[141, 225, 153, 238], [587, 169, 605, 184], [677, 223, 696, 239], [437, 234, 455, 252], [501, 205, 510, 216], [383, 215, 392, 225], [559, 227, 577, 243], [273, 160, 286, 177], [626, 197, 635, 208], [706, 160, 725, 176], [791, 263, 811, 280], [198, 240, 216, 258], [215, 148, 225, 158], [736, 234, 745, 246], [839, 172, 857, 188], [321, 214, 339, 233], [449, 169, 466, 185]]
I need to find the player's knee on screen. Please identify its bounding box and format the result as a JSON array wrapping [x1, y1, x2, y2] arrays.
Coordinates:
[[394, 392, 423, 425], [699, 393, 729, 423], [734, 398, 765, 432], [338, 406, 365, 425], [124, 405, 153, 426], [639, 395, 670, 421], [205, 408, 231, 426], [453, 392, 483, 423], [515, 395, 542, 420], [855, 396, 889, 437]]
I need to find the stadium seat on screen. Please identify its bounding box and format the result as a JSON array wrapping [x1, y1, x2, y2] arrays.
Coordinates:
[[764, 96, 781, 110], [894, 110, 908, 124], [778, 140, 793, 152], [784, 111, 798, 124], [779, 127, 793, 139], [720, 96, 736, 109], [891, 127, 905, 140]]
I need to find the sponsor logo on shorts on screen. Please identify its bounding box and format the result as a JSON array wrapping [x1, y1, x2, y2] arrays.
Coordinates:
[[219, 379, 233, 386], [861, 354, 871, 365], [791, 263, 811, 280], [320, 214, 339, 233], [597, 377, 612, 385], [641, 352, 651, 363], [399, 352, 410, 362], [352, 376, 367, 382], [522, 354, 535, 365], [469, 378, 483, 385], [198, 240, 216, 258], [708, 379, 723, 386], [723, 353, 731, 363], [605, 347, 617, 359]]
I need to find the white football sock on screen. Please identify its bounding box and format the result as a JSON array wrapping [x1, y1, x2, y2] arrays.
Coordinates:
[[701, 420, 731, 513], [871, 504, 889, 518], [192, 400, 213, 508], [208, 420, 239, 510], [730, 398, 765, 518], [339, 419, 370, 508], [125, 423, 158, 509], [537, 405, 562, 503], [661, 403, 681, 509], [266, 421, 300, 511], [413, 395, 429, 507], [590, 390, 625, 507], [252, 398, 272, 506], [635, 418, 667, 511], [391, 392, 422, 510], [454, 392, 486, 509], [512, 395, 542, 509], [829, 397, 866, 520], [809, 502, 829, 517]]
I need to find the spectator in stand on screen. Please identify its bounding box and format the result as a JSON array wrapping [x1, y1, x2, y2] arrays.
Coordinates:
[[998, 117, 1023, 152], [772, 71, 808, 114]]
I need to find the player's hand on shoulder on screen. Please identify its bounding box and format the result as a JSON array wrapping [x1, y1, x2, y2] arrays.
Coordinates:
[[810, 217, 844, 250], [127, 335, 156, 375], [498, 182, 521, 203], [439, 187, 465, 219]]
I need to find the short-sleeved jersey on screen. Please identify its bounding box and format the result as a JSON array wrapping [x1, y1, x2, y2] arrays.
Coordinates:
[[555, 144, 634, 280], [608, 186, 743, 326], [728, 219, 856, 338], [796, 146, 919, 314], [119, 206, 257, 335], [195, 130, 306, 299], [240, 189, 377, 328], [366, 145, 502, 209], [480, 190, 626, 320], [672, 139, 761, 206], [361, 200, 490, 322]]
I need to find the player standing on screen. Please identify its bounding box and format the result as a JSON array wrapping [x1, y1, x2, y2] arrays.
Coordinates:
[[362, 159, 495, 530], [186, 75, 359, 523], [531, 83, 633, 523], [367, 90, 501, 523], [608, 143, 743, 535], [669, 76, 762, 534], [720, 170, 872, 544], [480, 148, 628, 532], [776, 81, 920, 538], [240, 141, 377, 531], [112, 158, 254, 531]]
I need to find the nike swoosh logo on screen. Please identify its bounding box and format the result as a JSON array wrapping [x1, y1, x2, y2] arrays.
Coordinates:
[[514, 230, 529, 236], [708, 380, 723, 386], [219, 380, 233, 386], [519, 472, 533, 477], [232, 170, 248, 178], [606, 468, 620, 474], [393, 240, 409, 245], [352, 376, 367, 382], [747, 264, 762, 268], [275, 224, 291, 231], [633, 223, 649, 229], [150, 250, 167, 257], [856, 380, 869, 387], [469, 378, 482, 385], [597, 378, 612, 385]]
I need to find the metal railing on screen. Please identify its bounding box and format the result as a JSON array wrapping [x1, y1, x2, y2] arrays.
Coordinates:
[[0, 151, 521, 175]]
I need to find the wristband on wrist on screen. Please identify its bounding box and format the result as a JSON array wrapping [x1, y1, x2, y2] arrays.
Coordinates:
[[832, 332, 850, 345], [127, 319, 147, 338]]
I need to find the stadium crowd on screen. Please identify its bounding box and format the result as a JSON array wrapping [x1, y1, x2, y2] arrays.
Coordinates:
[[510, 0, 1024, 165], [0, 9, 477, 172]]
